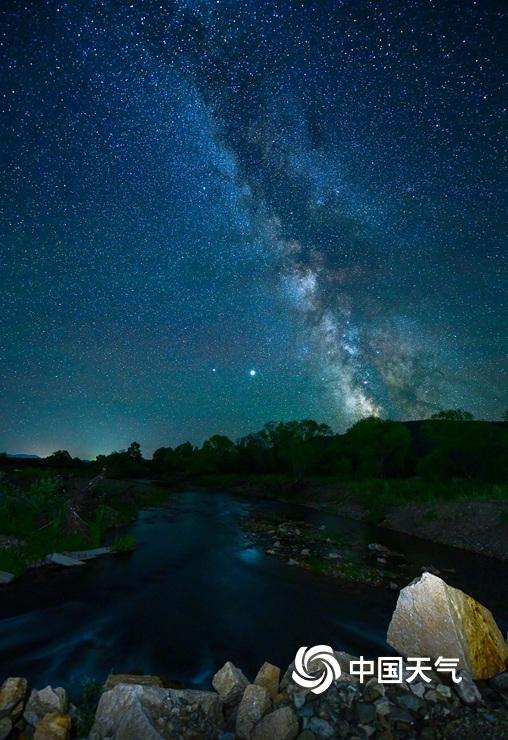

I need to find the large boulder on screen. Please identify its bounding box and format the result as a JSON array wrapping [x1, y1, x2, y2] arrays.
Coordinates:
[[24, 687, 68, 727], [104, 674, 163, 690], [90, 683, 223, 739], [34, 711, 71, 740], [211, 661, 249, 704], [387, 572, 508, 679], [236, 684, 271, 740], [251, 706, 299, 740], [254, 662, 280, 699], [0, 677, 27, 721]]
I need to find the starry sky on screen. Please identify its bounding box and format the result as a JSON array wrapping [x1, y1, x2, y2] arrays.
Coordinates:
[[1, 0, 506, 458]]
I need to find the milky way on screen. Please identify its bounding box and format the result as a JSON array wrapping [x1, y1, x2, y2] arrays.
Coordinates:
[[1, 1, 506, 456]]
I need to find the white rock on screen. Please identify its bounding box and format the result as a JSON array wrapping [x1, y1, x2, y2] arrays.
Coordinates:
[[453, 669, 483, 706], [212, 661, 249, 704], [236, 684, 271, 740], [251, 706, 299, 740], [387, 572, 508, 679], [64, 547, 112, 561], [24, 687, 68, 727], [45, 553, 84, 567], [90, 684, 223, 739], [0, 571, 15, 585]]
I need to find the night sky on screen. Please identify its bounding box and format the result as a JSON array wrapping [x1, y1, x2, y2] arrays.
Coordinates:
[[1, 1, 506, 458]]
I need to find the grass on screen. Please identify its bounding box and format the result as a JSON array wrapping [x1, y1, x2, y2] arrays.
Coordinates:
[[499, 511, 508, 525], [74, 679, 104, 737], [111, 534, 136, 552], [0, 477, 170, 577], [308, 556, 385, 584]]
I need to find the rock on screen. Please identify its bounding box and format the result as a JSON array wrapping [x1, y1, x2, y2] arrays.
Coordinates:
[[300, 548, 310, 557], [389, 582, 399, 591], [45, 553, 84, 567], [356, 702, 376, 724], [421, 565, 441, 576], [0, 535, 22, 549], [104, 674, 163, 690], [212, 661, 249, 704], [435, 684, 452, 700], [409, 681, 426, 699], [0, 570, 15, 584], [307, 717, 335, 737], [387, 572, 508, 679], [0, 677, 27, 720], [90, 684, 223, 739], [24, 687, 68, 727], [326, 553, 340, 560], [0, 718, 12, 740], [396, 693, 425, 713], [34, 712, 71, 740], [363, 677, 385, 701], [236, 684, 271, 740], [254, 662, 281, 698], [374, 697, 391, 717], [64, 547, 112, 561], [251, 706, 299, 740], [288, 559, 299, 566], [489, 671, 508, 691], [454, 669, 483, 705]]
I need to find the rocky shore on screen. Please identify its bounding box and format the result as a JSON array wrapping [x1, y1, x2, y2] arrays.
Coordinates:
[[240, 512, 448, 590], [226, 477, 508, 560], [2, 574, 508, 739], [1, 654, 508, 739]]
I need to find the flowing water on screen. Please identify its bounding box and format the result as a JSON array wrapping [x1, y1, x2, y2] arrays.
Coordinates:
[[0, 490, 506, 697]]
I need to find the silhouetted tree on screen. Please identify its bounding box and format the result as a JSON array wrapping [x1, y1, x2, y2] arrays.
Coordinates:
[[430, 409, 474, 421], [127, 441, 142, 461]]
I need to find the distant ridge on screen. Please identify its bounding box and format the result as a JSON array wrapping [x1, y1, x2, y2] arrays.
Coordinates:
[[7, 453, 41, 459]]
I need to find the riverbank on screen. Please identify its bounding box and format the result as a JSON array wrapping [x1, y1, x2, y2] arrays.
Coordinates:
[[193, 474, 508, 560], [1, 653, 507, 739], [0, 475, 174, 579]]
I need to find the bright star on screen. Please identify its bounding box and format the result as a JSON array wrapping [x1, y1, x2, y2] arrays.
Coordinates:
[[249, 369, 256, 376]]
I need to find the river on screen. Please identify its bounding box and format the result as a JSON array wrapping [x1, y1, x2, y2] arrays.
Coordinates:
[[1, 490, 506, 698]]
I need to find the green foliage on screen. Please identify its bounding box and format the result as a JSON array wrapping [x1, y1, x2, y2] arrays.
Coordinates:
[[96, 441, 147, 478], [111, 534, 136, 551], [418, 420, 508, 480], [499, 511, 508, 525], [75, 679, 104, 737], [89, 504, 107, 547], [345, 417, 413, 478]]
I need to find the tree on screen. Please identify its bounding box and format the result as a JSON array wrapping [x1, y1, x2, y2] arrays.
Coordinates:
[[199, 435, 235, 473], [46, 450, 73, 466], [345, 417, 412, 478], [430, 409, 474, 421], [127, 441, 142, 461]]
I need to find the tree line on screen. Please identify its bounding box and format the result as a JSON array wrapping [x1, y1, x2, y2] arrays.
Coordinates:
[[29, 410, 508, 483]]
